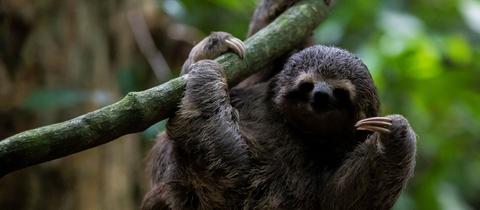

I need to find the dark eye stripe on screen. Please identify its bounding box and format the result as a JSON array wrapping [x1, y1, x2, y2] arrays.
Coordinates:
[[333, 88, 350, 101]]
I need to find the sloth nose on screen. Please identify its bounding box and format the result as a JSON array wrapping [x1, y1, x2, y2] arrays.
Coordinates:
[[314, 91, 330, 103], [312, 83, 334, 111]]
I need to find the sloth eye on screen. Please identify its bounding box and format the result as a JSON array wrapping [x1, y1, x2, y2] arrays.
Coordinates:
[[333, 88, 350, 102], [297, 82, 314, 93]]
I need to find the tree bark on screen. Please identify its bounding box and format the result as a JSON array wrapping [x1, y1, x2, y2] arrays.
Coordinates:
[[0, 0, 334, 177]]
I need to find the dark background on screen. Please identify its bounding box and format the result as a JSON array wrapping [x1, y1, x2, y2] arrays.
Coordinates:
[[1, 0, 479, 209]]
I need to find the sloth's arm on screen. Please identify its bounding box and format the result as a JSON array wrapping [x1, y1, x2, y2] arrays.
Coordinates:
[[169, 60, 248, 172], [142, 33, 247, 210], [322, 114, 416, 210], [173, 32, 247, 170]]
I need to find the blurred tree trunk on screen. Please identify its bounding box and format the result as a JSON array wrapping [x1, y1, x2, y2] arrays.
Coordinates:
[[0, 0, 174, 209]]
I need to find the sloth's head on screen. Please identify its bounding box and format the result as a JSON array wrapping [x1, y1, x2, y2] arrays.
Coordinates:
[[272, 45, 379, 137]]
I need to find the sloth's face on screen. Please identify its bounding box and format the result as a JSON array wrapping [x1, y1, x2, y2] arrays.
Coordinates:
[[272, 45, 379, 137], [283, 72, 356, 115], [275, 72, 358, 136]]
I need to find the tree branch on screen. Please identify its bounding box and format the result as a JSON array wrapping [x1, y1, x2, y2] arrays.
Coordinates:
[[0, 0, 334, 177]]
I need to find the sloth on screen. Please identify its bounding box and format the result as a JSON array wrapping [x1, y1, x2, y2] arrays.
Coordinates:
[[141, 32, 416, 210], [141, 0, 416, 209]]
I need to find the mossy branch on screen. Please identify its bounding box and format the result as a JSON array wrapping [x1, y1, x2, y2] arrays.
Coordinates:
[[0, 0, 334, 177]]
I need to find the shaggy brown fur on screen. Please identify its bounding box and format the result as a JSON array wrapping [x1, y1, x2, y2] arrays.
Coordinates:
[[142, 1, 416, 209], [142, 43, 417, 210]]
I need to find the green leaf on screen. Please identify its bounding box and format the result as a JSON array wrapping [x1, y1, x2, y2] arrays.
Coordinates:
[[446, 34, 472, 65]]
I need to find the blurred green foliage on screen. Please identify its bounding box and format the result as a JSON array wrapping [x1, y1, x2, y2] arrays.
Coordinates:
[[161, 0, 257, 38]]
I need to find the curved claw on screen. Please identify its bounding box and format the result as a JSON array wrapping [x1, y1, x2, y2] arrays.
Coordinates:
[[357, 125, 391, 134], [355, 121, 392, 128], [225, 37, 246, 59], [356, 117, 392, 124], [356, 116, 392, 134]]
